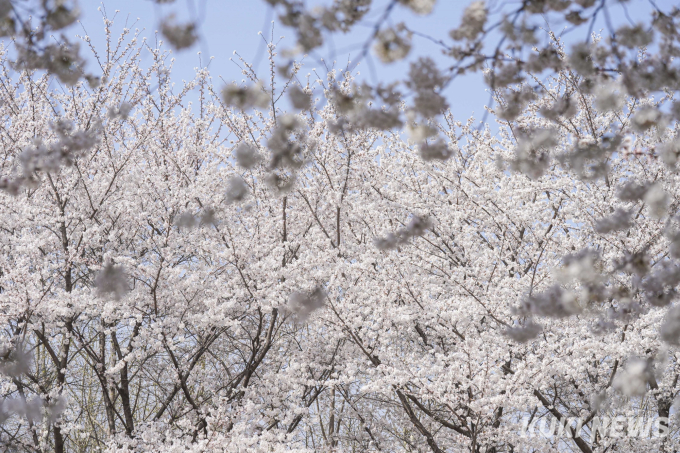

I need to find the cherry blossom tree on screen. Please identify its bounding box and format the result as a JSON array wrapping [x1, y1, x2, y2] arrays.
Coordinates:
[[3, 2, 680, 452]]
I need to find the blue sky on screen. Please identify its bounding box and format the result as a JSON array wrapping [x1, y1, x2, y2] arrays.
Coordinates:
[[76, 1, 487, 120], [75, 0, 655, 124]]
